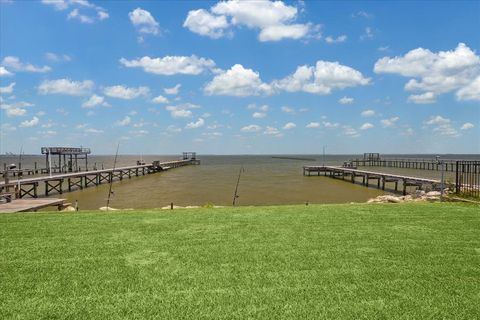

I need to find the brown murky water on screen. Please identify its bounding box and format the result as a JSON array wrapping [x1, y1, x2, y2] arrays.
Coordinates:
[[1, 154, 477, 209]]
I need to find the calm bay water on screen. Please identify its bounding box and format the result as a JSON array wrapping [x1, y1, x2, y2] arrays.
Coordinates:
[[1, 154, 478, 209]]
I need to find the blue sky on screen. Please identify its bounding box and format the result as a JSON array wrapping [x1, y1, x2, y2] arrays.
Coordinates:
[[0, 0, 479, 155]]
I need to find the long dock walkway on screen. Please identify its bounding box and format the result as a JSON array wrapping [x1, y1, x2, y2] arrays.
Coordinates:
[[304, 165, 440, 195], [0, 159, 200, 199], [351, 157, 461, 172]]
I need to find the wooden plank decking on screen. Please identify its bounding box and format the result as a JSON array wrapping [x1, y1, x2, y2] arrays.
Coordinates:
[[304, 165, 441, 195], [0, 198, 67, 213], [0, 159, 200, 199], [350, 157, 466, 172]]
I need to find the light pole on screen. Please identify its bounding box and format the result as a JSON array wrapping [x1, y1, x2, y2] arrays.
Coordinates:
[[436, 156, 445, 201], [323, 145, 326, 165], [47, 147, 52, 177]]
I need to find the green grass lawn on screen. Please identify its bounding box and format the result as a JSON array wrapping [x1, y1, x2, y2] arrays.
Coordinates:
[[1, 203, 479, 319]]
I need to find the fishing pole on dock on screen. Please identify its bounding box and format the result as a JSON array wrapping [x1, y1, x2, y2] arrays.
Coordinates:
[[18, 145, 23, 171], [106, 142, 120, 210], [16, 146, 24, 193], [232, 166, 245, 206]]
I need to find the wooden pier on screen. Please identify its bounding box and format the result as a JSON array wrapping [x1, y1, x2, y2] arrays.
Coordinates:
[[0, 166, 72, 177], [350, 155, 461, 172], [0, 198, 69, 213], [304, 165, 440, 195], [0, 158, 200, 199]]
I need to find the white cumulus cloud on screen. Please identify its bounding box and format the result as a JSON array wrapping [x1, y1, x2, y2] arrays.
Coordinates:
[[338, 96, 354, 104], [461, 122, 474, 130], [281, 106, 295, 114], [45, 52, 72, 62], [164, 84, 181, 95], [152, 95, 169, 104], [204, 64, 272, 96], [360, 122, 374, 130], [103, 85, 149, 99], [407, 91, 437, 104], [38, 79, 93, 95], [129, 8, 159, 35], [2, 56, 51, 73], [185, 118, 205, 129], [41, 0, 108, 23], [456, 76, 480, 101], [184, 0, 319, 42], [183, 9, 229, 39], [165, 103, 199, 118], [168, 108, 192, 118], [258, 23, 313, 42], [82, 94, 109, 108], [272, 61, 370, 95], [424, 115, 450, 125], [264, 126, 282, 136], [41, 0, 68, 10], [423, 116, 459, 137], [343, 126, 360, 138], [68, 8, 94, 23], [283, 122, 296, 130], [5, 107, 27, 117], [0, 66, 13, 77], [381, 117, 399, 128], [252, 112, 266, 119], [325, 35, 347, 44], [0, 82, 15, 94], [115, 116, 131, 126], [306, 122, 320, 128], [374, 43, 480, 102], [120, 55, 215, 75], [20, 116, 39, 127], [241, 124, 262, 132], [361, 109, 375, 117], [323, 121, 340, 129]]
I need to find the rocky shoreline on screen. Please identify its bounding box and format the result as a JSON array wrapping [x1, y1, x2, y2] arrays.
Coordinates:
[[60, 190, 459, 211], [367, 190, 447, 204]]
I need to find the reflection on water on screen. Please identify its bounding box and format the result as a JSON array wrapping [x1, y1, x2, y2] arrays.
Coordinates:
[[1, 154, 478, 209]]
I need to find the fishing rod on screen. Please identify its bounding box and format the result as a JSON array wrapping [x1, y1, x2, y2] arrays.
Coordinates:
[[17, 145, 23, 193], [106, 142, 120, 210], [18, 145, 23, 170], [232, 166, 245, 206]]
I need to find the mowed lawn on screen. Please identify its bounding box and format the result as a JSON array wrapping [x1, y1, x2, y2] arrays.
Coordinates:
[[1, 203, 479, 319]]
